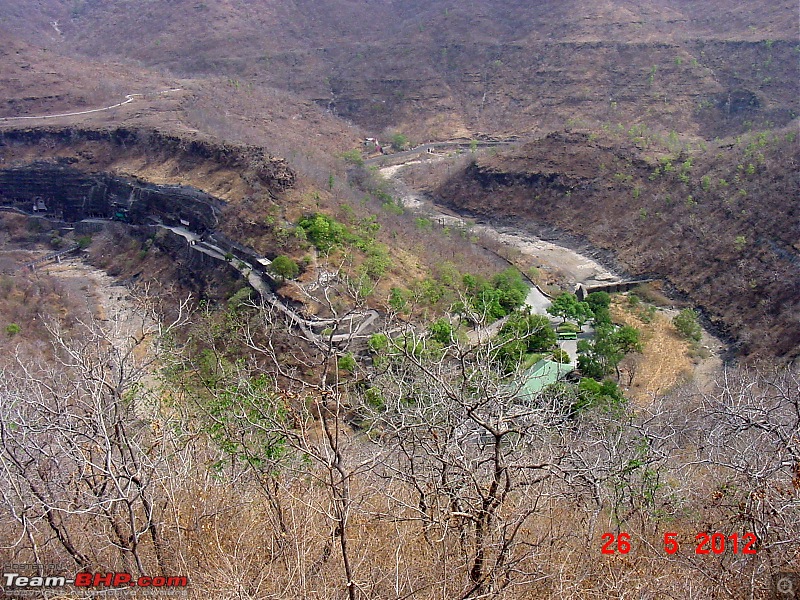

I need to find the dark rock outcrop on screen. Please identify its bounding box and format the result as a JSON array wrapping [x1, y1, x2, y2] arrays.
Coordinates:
[[0, 161, 223, 232]]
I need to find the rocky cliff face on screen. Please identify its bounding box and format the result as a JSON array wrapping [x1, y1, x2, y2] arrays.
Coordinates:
[[0, 127, 295, 201], [0, 162, 223, 232], [0, 125, 297, 240]]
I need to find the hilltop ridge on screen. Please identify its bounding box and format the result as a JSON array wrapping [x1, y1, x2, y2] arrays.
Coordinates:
[[0, 0, 796, 140]]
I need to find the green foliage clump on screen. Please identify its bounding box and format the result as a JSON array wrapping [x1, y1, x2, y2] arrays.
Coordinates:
[[574, 378, 627, 415], [298, 213, 391, 283], [203, 374, 287, 470], [429, 318, 455, 345], [368, 333, 389, 353], [341, 149, 364, 166], [551, 348, 571, 364], [361, 247, 391, 279], [547, 292, 592, 326], [585, 291, 611, 313], [578, 324, 641, 380], [592, 306, 612, 327], [364, 387, 385, 409], [460, 267, 528, 322], [270, 255, 300, 281], [6, 323, 21, 336], [491, 268, 529, 309], [415, 278, 446, 305], [388, 287, 408, 312], [495, 311, 557, 372], [390, 132, 409, 151], [227, 287, 253, 311], [298, 214, 347, 252], [338, 353, 357, 373], [673, 308, 702, 342]]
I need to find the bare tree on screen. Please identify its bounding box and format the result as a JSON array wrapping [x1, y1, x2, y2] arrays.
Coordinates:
[[691, 366, 800, 593], [171, 287, 381, 600], [355, 319, 586, 598], [0, 291, 191, 575]]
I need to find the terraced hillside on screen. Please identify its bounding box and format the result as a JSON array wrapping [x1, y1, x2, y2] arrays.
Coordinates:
[[0, 0, 796, 141]]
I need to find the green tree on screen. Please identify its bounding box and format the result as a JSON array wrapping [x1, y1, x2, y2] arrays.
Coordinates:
[[614, 325, 642, 354], [338, 353, 357, 373], [578, 324, 641, 380], [461, 274, 506, 321], [551, 348, 571, 364], [391, 132, 409, 151], [388, 287, 408, 312], [496, 312, 557, 371], [429, 318, 455, 345], [298, 214, 347, 252], [547, 292, 592, 325], [673, 308, 702, 342], [592, 305, 612, 326], [499, 312, 556, 352], [491, 267, 529, 313], [368, 333, 389, 353], [270, 255, 300, 281], [574, 378, 626, 415], [585, 291, 611, 313]]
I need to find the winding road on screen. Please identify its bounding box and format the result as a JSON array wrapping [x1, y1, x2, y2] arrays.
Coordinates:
[[2, 90, 618, 357], [15, 212, 380, 350], [156, 223, 380, 347], [0, 89, 182, 122]]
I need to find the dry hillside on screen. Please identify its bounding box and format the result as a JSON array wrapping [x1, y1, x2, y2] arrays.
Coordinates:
[[0, 0, 796, 140]]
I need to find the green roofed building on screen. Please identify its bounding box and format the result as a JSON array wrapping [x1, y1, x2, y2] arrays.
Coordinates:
[[518, 359, 575, 398]]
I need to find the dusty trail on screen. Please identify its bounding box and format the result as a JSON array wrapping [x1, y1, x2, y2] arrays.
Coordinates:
[[0, 89, 183, 122], [43, 258, 159, 416]]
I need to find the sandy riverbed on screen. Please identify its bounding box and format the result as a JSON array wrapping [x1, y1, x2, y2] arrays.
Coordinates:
[[382, 162, 619, 287]]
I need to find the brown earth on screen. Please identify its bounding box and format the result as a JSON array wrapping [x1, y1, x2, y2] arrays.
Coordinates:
[[0, 33, 363, 173], [612, 301, 695, 404]]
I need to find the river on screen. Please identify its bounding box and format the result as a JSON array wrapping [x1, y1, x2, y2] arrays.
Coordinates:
[[380, 160, 622, 316]]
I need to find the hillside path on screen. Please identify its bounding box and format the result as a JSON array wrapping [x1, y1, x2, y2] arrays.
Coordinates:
[[0, 89, 182, 121]]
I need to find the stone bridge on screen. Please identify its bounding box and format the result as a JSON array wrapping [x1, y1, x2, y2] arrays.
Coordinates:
[[575, 279, 654, 301]]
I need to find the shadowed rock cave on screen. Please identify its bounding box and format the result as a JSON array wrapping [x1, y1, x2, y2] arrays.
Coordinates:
[[0, 161, 223, 232]]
